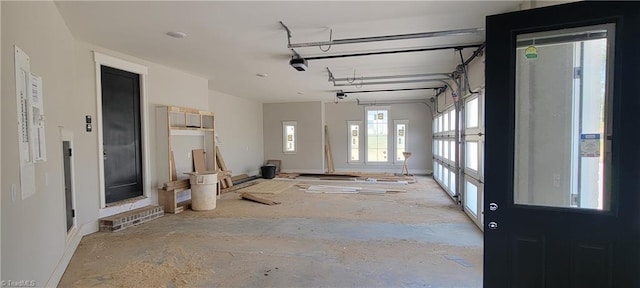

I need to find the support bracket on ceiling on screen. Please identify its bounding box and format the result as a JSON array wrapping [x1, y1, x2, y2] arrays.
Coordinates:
[[279, 21, 293, 47], [326, 67, 336, 86]]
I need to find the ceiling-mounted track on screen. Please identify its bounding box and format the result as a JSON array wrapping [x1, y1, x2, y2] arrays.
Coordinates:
[[329, 72, 450, 82], [280, 22, 483, 48], [305, 43, 482, 61], [342, 86, 444, 94], [333, 78, 449, 87]]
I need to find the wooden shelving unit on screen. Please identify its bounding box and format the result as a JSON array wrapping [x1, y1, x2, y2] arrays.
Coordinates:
[[157, 105, 216, 183], [156, 105, 217, 213]]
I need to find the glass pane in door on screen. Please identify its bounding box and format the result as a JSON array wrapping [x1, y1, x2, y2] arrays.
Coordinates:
[[514, 24, 613, 210]]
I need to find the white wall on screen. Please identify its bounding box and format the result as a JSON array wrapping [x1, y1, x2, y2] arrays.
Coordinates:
[[2, 2, 210, 285], [263, 102, 324, 173], [325, 101, 433, 174], [209, 90, 264, 176], [2, 2, 76, 285]]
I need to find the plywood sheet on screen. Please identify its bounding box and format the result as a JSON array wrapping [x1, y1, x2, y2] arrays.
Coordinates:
[[192, 149, 206, 173], [170, 151, 177, 181], [238, 180, 294, 195]]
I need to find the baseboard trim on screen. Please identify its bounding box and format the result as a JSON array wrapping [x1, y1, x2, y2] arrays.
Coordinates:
[[45, 223, 86, 287]]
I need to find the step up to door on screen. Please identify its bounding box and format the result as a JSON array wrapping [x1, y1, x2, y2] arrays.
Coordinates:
[[99, 205, 164, 232]]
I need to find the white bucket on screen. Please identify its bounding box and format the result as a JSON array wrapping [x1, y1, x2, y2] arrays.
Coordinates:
[[189, 172, 217, 211]]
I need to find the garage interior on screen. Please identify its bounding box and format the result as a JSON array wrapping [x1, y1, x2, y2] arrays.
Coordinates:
[[3, 0, 623, 287]]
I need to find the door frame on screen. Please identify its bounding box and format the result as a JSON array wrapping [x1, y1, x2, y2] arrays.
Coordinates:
[[93, 52, 151, 216]]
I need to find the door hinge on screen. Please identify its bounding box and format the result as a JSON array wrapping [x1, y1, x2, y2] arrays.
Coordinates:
[[71, 209, 75, 217], [68, 148, 72, 157]]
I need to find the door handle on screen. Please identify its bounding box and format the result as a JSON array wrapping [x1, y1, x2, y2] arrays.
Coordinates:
[[488, 222, 498, 230], [103, 149, 107, 160]]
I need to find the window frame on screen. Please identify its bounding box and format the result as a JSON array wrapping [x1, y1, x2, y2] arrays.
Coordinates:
[[282, 121, 297, 154], [347, 120, 363, 163], [364, 106, 390, 163], [394, 120, 409, 164]]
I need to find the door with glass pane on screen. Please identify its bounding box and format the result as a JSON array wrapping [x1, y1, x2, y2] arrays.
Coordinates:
[[485, 2, 640, 287]]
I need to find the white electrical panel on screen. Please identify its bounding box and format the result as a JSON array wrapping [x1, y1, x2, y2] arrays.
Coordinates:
[[14, 46, 47, 199]]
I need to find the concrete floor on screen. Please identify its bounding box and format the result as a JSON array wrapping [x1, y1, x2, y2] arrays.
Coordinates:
[[59, 176, 483, 287]]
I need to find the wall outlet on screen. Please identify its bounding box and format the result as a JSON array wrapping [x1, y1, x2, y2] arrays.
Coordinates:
[[11, 184, 17, 202], [553, 173, 561, 188]]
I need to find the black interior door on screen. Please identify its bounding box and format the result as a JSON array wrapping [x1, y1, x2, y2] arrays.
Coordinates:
[[101, 65, 143, 203], [485, 2, 639, 287]]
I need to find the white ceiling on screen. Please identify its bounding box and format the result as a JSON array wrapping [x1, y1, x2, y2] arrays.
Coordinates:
[[55, 1, 522, 103]]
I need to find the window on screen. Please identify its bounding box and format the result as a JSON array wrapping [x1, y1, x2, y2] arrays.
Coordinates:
[[466, 141, 479, 172], [466, 97, 479, 129], [465, 180, 479, 216], [443, 140, 449, 161], [450, 170, 456, 195], [347, 121, 362, 162], [449, 140, 456, 162], [450, 110, 456, 132], [433, 139, 438, 156], [366, 107, 389, 162], [514, 26, 612, 210], [282, 121, 296, 154], [443, 167, 449, 190], [443, 113, 449, 132], [394, 120, 409, 162]]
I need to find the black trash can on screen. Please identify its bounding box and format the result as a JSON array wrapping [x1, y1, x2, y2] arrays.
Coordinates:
[[261, 165, 277, 179]]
